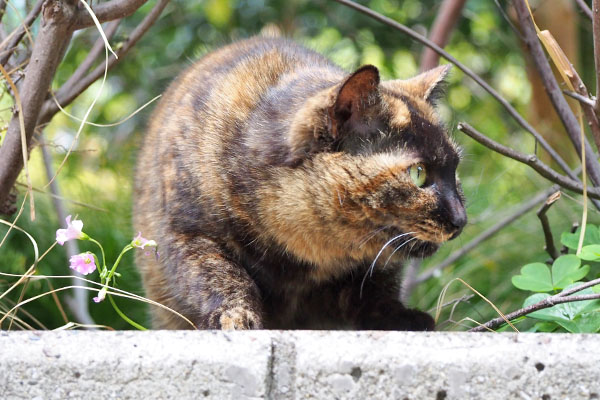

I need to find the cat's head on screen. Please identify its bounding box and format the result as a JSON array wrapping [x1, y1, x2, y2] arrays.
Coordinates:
[[261, 64, 466, 270]]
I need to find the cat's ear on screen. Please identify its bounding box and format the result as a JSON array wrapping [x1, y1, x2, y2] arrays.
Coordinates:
[[392, 64, 451, 104], [328, 65, 381, 138]]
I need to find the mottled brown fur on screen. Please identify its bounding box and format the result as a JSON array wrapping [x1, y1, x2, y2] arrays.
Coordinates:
[[134, 37, 466, 330]]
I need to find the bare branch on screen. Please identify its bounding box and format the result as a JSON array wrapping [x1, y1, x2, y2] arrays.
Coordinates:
[[558, 277, 600, 297], [73, 0, 148, 30], [0, 0, 8, 38], [537, 191, 561, 260], [0, 0, 77, 210], [469, 290, 600, 332], [514, 0, 600, 186], [594, 0, 600, 115], [38, 0, 170, 126], [420, 0, 467, 71], [458, 122, 600, 198], [416, 186, 558, 284], [58, 19, 120, 97], [401, 258, 421, 303], [575, 0, 593, 19], [332, 0, 578, 184], [564, 89, 596, 107], [556, 45, 600, 151], [0, 0, 43, 66]]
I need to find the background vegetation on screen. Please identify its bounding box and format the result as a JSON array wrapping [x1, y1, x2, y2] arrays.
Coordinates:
[[0, 0, 597, 330]]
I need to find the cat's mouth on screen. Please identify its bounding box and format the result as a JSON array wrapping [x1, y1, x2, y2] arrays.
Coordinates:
[[382, 228, 440, 258], [405, 239, 439, 258]]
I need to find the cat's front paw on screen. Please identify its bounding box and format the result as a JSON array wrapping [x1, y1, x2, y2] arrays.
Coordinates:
[[403, 309, 435, 331], [219, 307, 263, 330], [360, 305, 435, 331]]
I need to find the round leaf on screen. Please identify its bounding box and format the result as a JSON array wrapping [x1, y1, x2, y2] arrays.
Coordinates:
[[512, 263, 553, 292], [551, 255, 586, 289], [579, 245, 600, 261]]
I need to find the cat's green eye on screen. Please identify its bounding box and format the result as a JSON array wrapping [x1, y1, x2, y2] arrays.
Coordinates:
[[408, 163, 427, 187]]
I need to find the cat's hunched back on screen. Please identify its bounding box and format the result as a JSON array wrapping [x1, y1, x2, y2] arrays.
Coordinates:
[[134, 36, 466, 330]]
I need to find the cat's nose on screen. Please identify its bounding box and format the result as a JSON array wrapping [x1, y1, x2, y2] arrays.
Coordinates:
[[447, 197, 467, 239]]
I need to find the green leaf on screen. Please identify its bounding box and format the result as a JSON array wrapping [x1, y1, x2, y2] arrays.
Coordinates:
[[551, 255, 588, 289], [511, 263, 553, 292], [560, 225, 600, 250], [579, 245, 600, 261], [572, 312, 600, 333], [523, 286, 600, 331], [554, 319, 580, 333], [524, 293, 565, 321], [530, 321, 559, 333]]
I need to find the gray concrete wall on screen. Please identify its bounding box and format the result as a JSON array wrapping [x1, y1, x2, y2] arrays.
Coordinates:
[[1, 331, 599, 399]]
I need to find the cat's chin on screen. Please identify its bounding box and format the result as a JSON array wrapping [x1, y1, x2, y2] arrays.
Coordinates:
[[405, 240, 439, 258]]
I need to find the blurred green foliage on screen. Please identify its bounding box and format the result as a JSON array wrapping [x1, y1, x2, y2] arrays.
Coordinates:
[[0, 0, 598, 331]]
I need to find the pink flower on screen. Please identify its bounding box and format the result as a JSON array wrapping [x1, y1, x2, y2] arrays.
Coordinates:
[[132, 232, 157, 249], [56, 215, 84, 245], [69, 253, 96, 275], [93, 287, 107, 303]]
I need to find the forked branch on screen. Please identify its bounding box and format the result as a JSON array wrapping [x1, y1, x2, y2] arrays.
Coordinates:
[[457, 122, 600, 199]]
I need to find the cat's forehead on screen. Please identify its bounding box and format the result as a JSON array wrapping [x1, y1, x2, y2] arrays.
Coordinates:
[[379, 88, 459, 166], [380, 88, 439, 129]]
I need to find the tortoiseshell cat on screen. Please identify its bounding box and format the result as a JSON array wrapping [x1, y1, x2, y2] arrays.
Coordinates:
[[134, 36, 466, 331]]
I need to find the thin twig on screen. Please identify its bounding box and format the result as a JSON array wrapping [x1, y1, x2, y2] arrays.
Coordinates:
[[558, 277, 600, 297], [564, 89, 596, 107], [38, 0, 170, 126], [575, 0, 593, 19], [73, 0, 148, 30], [537, 191, 561, 260], [416, 186, 558, 284], [514, 0, 600, 186], [0, 1, 8, 41], [458, 122, 600, 199], [594, 0, 600, 115], [332, 0, 576, 182], [59, 19, 120, 95], [0, 0, 77, 211], [469, 288, 600, 332], [560, 51, 600, 152], [0, 0, 43, 66], [420, 0, 467, 71], [401, 258, 421, 302]]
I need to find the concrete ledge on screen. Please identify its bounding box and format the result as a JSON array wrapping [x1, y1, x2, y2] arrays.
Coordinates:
[[1, 331, 599, 399]]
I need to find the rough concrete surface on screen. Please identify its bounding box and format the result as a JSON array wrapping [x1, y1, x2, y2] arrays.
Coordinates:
[[1, 331, 599, 399]]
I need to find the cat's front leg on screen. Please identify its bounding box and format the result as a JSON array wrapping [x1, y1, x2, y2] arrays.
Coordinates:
[[357, 301, 435, 331], [161, 233, 264, 330], [351, 270, 435, 331]]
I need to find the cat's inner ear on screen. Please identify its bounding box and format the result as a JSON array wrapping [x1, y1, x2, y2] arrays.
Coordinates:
[[391, 64, 451, 104], [328, 65, 380, 138]]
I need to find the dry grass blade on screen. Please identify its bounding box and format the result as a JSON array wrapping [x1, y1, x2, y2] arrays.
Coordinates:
[[0, 240, 56, 303], [77, 0, 118, 59], [52, 93, 162, 128], [0, 217, 39, 265], [53, 322, 114, 331], [524, 0, 588, 256], [0, 63, 34, 220], [15, 182, 109, 212], [45, 1, 114, 188], [435, 278, 518, 332], [0, 271, 197, 329]]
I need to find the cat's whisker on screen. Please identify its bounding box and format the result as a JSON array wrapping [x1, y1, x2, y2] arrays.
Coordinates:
[[355, 225, 392, 249], [382, 237, 417, 270], [359, 231, 415, 298]]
